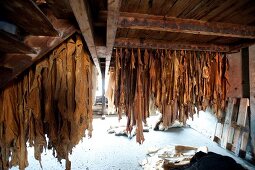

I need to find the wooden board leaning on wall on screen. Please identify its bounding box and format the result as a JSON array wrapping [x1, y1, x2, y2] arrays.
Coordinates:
[[0, 35, 97, 170], [108, 48, 229, 144]]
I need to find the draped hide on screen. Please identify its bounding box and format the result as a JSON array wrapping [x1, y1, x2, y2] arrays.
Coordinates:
[[0, 35, 96, 170], [109, 49, 229, 144]]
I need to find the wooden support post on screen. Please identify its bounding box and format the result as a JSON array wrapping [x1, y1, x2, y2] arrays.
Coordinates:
[[102, 72, 106, 116], [249, 45, 255, 161], [242, 48, 250, 98]]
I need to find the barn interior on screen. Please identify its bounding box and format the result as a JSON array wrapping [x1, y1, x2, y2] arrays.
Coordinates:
[[1, 0, 255, 170]]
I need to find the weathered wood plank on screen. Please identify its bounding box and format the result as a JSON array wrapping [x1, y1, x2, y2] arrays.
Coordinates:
[[221, 98, 236, 149], [114, 38, 230, 52], [0, 0, 58, 36], [214, 122, 223, 144], [118, 12, 255, 39], [105, 0, 122, 75], [69, 0, 101, 74], [0, 30, 36, 54], [232, 98, 249, 156], [227, 99, 239, 149], [237, 99, 249, 125], [249, 45, 255, 160]]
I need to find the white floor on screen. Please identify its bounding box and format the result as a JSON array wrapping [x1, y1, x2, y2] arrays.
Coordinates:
[[11, 116, 255, 170]]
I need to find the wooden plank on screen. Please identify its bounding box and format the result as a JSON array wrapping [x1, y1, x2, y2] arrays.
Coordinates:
[[114, 38, 230, 52], [232, 98, 249, 155], [249, 45, 255, 160], [118, 12, 255, 39], [237, 99, 249, 125], [221, 98, 236, 148], [227, 99, 239, 149], [0, 30, 36, 54], [0, 0, 58, 36], [105, 0, 122, 75], [69, 0, 101, 74], [214, 122, 223, 144], [240, 123, 249, 157], [0, 20, 76, 90]]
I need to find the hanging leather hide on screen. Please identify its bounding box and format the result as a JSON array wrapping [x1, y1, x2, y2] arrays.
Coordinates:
[[0, 35, 96, 170], [110, 49, 229, 143]]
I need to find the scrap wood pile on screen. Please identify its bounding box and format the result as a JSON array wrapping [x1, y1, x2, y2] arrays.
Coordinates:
[[139, 145, 245, 170], [0, 35, 96, 170], [139, 145, 208, 169], [109, 48, 229, 144]]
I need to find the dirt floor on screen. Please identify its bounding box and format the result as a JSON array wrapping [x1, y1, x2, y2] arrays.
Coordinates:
[[11, 115, 255, 170]]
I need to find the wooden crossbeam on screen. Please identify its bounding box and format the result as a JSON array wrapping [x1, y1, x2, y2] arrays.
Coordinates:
[[69, 0, 101, 74], [114, 38, 230, 52], [105, 0, 122, 75], [118, 12, 255, 39]]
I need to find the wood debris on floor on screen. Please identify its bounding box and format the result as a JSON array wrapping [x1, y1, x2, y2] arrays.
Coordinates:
[[0, 35, 97, 170], [139, 145, 208, 170]]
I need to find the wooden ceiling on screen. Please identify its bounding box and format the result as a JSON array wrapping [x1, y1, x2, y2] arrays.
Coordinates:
[[1, 0, 255, 89]]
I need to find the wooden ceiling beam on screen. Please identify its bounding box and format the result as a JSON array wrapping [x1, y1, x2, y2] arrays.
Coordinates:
[[0, 0, 59, 36], [105, 0, 122, 75], [69, 0, 101, 74], [118, 12, 255, 39], [114, 38, 230, 52], [0, 19, 76, 90], [0, 30, 36, 54]]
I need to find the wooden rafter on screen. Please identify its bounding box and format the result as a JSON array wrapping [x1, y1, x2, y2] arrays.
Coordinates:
[[114, 38, 230, 52], [69, 0, 101, 74], [0, 30, 36, 54], [105, 0, 122, 75], [0, 20, 76, 90], [118, 12, 255, 39], [0, 0, 59, 36]]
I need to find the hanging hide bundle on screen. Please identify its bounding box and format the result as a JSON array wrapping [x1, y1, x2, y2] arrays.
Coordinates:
[[0, 35, 96, 170], [109, 49, 229, 144]]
